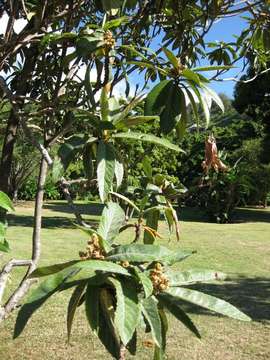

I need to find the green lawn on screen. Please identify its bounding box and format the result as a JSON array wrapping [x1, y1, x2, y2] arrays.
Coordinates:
[[0, 202, 270, 360]]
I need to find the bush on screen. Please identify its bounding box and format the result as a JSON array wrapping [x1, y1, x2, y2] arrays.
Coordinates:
[[18, 177, 61, 201]]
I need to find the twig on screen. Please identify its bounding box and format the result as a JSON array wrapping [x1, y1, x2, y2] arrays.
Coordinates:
[[60, 177, 91, 228]]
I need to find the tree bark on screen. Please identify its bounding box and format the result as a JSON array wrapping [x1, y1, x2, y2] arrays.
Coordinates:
[[0, 156, 48, 322]]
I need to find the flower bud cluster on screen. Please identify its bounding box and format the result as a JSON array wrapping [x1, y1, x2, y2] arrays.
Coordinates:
[[150, 263, 169, 292], [104, 31, 115, 49], [79, 233, 105, 260]]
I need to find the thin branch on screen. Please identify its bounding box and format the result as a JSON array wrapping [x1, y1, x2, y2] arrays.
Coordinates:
[[0, 260, 32, 304], [60, 177, 91, 228]]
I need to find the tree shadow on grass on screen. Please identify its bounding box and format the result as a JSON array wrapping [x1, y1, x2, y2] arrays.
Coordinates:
[[177, 207, 270, 224], [233, 208, 270, 223], [43, 201, 104, 216], [7, 214, 98, 229], [179, 276, 270, 322]]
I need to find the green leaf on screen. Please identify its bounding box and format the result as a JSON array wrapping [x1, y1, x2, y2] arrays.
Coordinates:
[[0, 239, 10, 252], [132, 267, 153, 298], [67, 282, 86, 342], [112, 95, 144, 125], [141, 296, 162, 347], [166, 270, 227, 286], [145, 80, 183, 134], [143, 209, 160, 244], [110, 278, 140, 345], [30, 260, 130, 279], [165, 287, 251, 321], [85, 283, 100, 334], [85, 64, 96, 108], [107, 244, 192, 265], [97, 141, 116, 202], [185, 87, 199, 127], [0, 191, 14, 212], [114, 154, 124, 188], [142, 156, 152, 179], [192, 65, 234, 72], [58, 135, 87, 170], [115, 115, 159, 129], [144, 80, 172, 115], [119, 45, 148, 61], [182, 69, 201, 85], [100, 87, 109, 121], [112, 132, 184, 152], [158, 293, 201, 338], [190, 84, 210, 126], [98, 288, 121, 358], [103, 16, 128, 30], [110, 192, 140, 213], [14, 268, 77, 338], [201, 84, 224, 112], [175, 88, 187, 140], [97, 202, 125, 244], [30, 260, 80, 278], [163, 47, 179, 69]]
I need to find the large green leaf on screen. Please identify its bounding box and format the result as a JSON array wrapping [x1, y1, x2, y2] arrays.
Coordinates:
[[166, 270, 227, 286], [175, 88, 187, 140], [97, 202, 125, 244], [30, 260, 130, 279], [103, 16, 128, 30], [165, 287, 251, 321], [0, 191, 14, 212], [67, 283, 86, 342], [14, 268, 77, 338], [163, 48, 179, 69], [112, 132, 184, 152], [97, 141, 116, 202], [110, 278, 140, 345], [29, 260, 80, 278], [115, 115, 159, 130], [132, 267, 153, 298], [201, 84, 224, 112], [141, 296, 162, 348], [144, 80, 171, 116], [114, 153, 124, 188], [58, 135, 87, 170], [146, 81, 182, 134], [107, 244, 192, 265], [85, 284, 100, 334], [182, 69, 201, 85], [158, 293, 201, 338], [98, 288, 121, 358]]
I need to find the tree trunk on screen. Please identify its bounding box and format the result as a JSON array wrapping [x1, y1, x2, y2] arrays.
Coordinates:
[[0, 110, 19, 196], [0, 45, 38, 198]]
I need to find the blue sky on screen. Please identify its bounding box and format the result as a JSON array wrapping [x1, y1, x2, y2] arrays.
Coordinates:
[[128, 14, 249, 99], [202, 15, 248, 98]]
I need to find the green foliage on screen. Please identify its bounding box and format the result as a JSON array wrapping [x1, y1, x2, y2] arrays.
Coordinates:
[[0, 191, 13, 252], [18, 177, 61, 201], [15, 201, 250, 359]]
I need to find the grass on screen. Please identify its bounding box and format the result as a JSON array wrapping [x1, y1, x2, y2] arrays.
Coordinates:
[[0, 202, 270, 360]]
